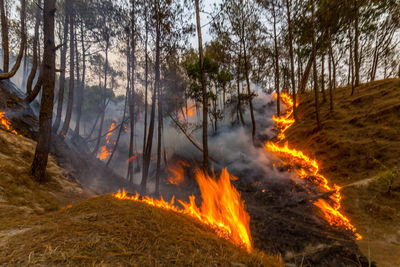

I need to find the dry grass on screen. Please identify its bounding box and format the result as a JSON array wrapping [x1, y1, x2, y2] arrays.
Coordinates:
[[0, 128, 282, 266], [0, 195, 282, 266], [285, 78, 400, 267]]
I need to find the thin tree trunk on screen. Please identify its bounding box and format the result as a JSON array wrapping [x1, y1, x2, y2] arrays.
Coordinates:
[[272, 0, 280, 116], [354, 0, 360, 87], [60, 4, 75, 139], [142, 3, 149, 168], [31, 0, 56, 181], [0, 0, 9, 72], [243, 45, 256, 142], [0, 0, 26, 80], [92, 40, 109, 155], [311, 1, 321, 130], [26, 0, 41, 94], [127, 2, 136, 183], [286, 0, 296, 120], [73, 18, 85, 139], [195, 0, 208, 172], [321, 53, 326, 102], [141, 1, 160, 194], [328, 29, 334, 112], [155, 74, 163, 197], [236, 43, 245, 125]]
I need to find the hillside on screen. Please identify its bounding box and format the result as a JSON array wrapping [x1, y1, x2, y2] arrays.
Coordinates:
[[285, 79, 400, 266], [0, 129, 281, 266]]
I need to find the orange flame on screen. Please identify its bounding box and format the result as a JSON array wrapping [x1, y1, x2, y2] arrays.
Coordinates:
[[266, 93, 362, 240], [167, 160, 189, 186], [127, 155, 138, 163], [113, 168, 252, 251], [97, 122, 116, 160], [0, 112, 18, 135]]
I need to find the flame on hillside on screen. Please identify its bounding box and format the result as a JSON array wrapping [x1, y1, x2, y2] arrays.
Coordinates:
[[97, 122, 116, 160], [266, 93, 362, 240], [0, 112, 18, 135], [114, 168, 252, 251]]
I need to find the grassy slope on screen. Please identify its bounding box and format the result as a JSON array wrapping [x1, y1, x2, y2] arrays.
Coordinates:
[[0, 129, 282, 266], [285, 78, 400, 267]]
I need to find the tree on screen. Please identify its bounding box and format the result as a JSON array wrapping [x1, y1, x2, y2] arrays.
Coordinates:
[[59, 0, 75, 138], [26, 0, 41, 94], [31, 0, 56, 181], [195, 0, 209, 172], [0, 0, 26, 80], [311, 0, 321, 130]]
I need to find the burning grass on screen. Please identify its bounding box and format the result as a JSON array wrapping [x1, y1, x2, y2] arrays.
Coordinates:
[[0, 195, 282, 266], [283, 79, 400, 266], [114, 168, 252, 252], [266, 92, 362, 240]]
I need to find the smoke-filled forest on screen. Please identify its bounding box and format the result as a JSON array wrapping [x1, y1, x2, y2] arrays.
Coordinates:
[[0, 0, 399, 266]]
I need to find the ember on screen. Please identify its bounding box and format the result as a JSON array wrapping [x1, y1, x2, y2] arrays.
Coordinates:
[[266, 93, 362, 240], [0, 112, 18, 135], [114, 168, 252, 251]]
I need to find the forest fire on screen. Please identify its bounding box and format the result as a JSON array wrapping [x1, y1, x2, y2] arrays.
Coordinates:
[[0, 112, 18, 135], [114, 168, 252, 251], [97, 122, 116, 160], [266, 93, 362, 240]]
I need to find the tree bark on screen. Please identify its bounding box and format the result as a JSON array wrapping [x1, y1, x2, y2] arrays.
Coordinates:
[[195, 0, 209, 172], [31, 0, 56, 181], [59, 2, 75, 139], [142, 3, 149, 170], [321, 53, 326, 102], [328, 29, 334, 112]]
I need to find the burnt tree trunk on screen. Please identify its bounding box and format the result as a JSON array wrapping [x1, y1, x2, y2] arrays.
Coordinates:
[[0, 0, 9, 72], [31, 0, 56, 181], [73, 18, 85, 139], [354, 0, 360, 87]]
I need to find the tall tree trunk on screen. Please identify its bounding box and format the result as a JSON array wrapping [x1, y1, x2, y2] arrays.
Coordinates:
[[155, 74, 163, 197], [0, 0, 9, 72], [272, 0, 280, 116], [142, 3, 149, 169], [286, 0, 297, 120], [328, 29, 334, 112], [26, 0, 41, 94], [127, 2, 136, 183], [141, 1, 160, 194], [311, 0, 321, 130], [195, 0, 209, 172], [31, 0, 56, 181], [0, 0, 26, 80], [73, 18, 85, 139], [354, 0, 360, 87], [60, 4, 75, 139], [321, 53, 326, 102], [236, 43, 245, 125], [73, 20, 82, 139], [53, 4, 69, 133], [92, 40, 109, 155], [243, 44, 256, 143]]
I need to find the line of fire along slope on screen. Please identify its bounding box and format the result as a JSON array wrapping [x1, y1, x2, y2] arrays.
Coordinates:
[[265, 93, 362, 240], [0, 111, 18, 135], [114, 168, 253, 251]]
